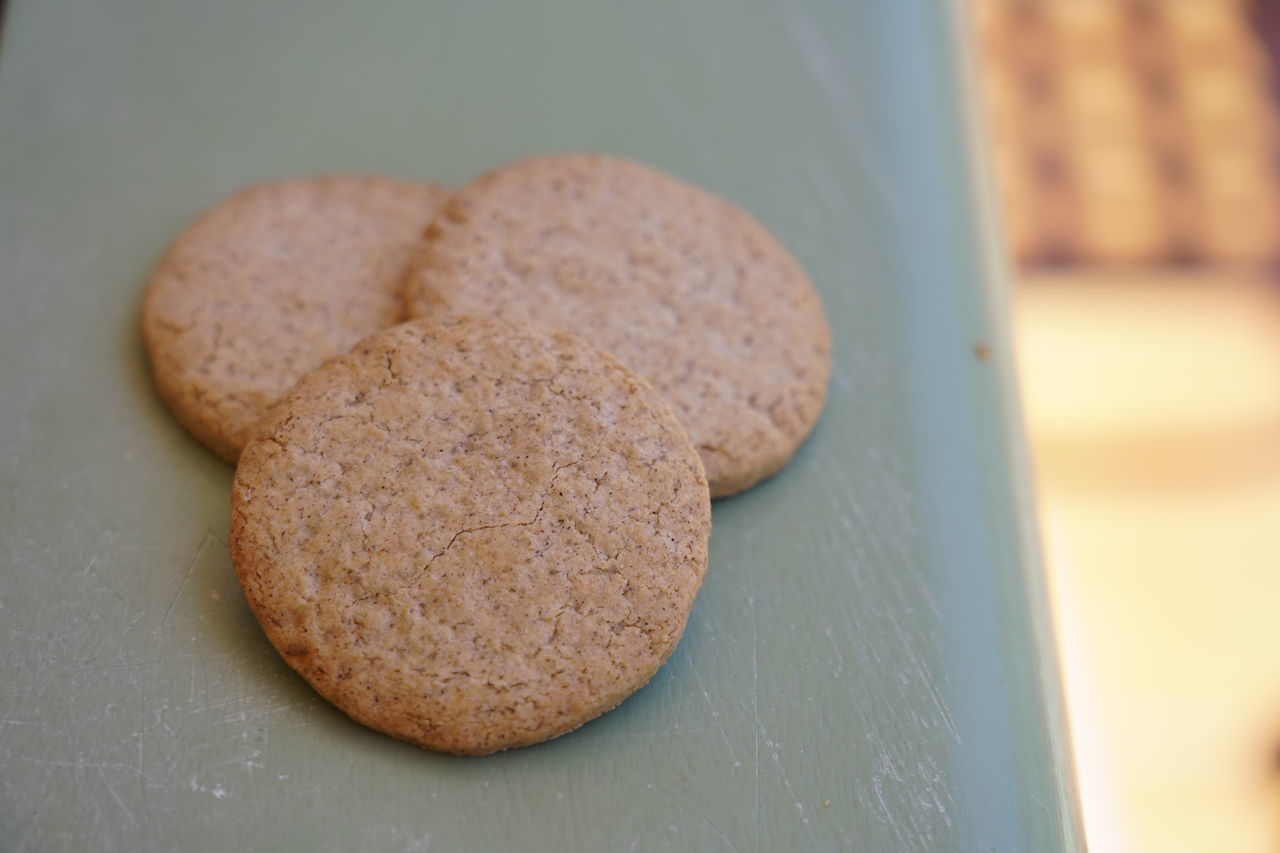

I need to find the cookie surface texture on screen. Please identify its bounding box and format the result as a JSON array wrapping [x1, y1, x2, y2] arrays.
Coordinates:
[[142, 175, 448, 462], [403, 153, 832, 497], [230, 317, 711, 755]]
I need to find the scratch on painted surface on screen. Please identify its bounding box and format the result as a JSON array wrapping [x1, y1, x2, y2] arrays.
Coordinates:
[[690, 663, 740, 765], [749, 590, 760, 847], [818, 415, 965, 847], [383, 826, 433, 852], [758, 720, 821, 851], [834, 470, 961, 742], [676, 0, 729, 81], [213, 701, 308, 727], [100, 774, 138, 828], [161, 529, 221, 627], [11, 755, 148, 774], [189, 776, 230, 799], [779, 6, 900, 218], [699, 813, 742, 853], [81, 554, 126, 604]]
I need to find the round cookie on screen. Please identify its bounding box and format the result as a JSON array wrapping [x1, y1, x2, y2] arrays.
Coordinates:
[[142, 175, 449, 463], [230, 316, 711, 755], [403, 153, 831, 497]]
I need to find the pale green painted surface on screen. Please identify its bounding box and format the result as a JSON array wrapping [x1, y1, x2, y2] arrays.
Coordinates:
[[0, 1, 1081, 850]]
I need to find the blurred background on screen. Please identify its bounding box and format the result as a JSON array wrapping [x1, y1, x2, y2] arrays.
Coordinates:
[[973, 1, 1280, 850]]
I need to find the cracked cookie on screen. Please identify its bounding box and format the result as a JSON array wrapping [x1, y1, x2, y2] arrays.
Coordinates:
[[142, 175, 448, 463], [402, 153, 831, 497], [230, 315, 711, 755]]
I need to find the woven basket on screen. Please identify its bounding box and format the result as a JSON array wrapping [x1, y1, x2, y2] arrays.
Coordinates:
[[976, 0, 1280, 266]]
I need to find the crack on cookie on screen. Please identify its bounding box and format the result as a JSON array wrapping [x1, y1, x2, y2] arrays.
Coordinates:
[[696, 442, 738, 462], [381, 350, 404, 386], [411, 458, 582, 584]]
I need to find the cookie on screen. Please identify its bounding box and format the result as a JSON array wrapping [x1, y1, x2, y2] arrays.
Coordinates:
[[230, 316, 711, 755], [402, 153, 832, 497], [142, 175, 449, 463]]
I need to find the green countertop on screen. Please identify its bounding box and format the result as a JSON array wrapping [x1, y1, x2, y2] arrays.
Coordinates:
[[0, 1, 1081, 849]]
